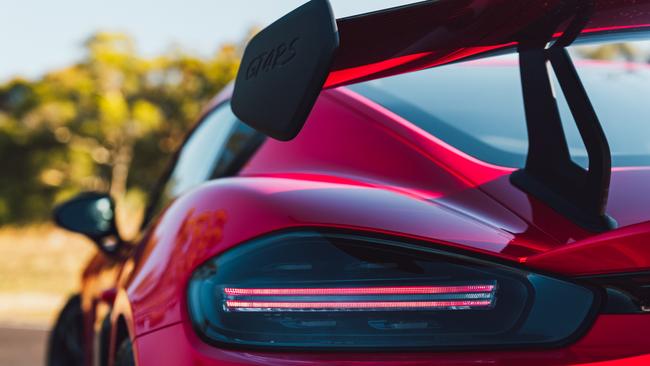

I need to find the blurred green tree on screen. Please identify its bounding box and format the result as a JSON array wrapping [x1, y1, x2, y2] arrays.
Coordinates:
[[0, 31, 240, 227], [577, 43, 641, 61]]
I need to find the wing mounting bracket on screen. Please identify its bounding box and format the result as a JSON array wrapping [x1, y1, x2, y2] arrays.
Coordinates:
[[510, 0, 617, 232]]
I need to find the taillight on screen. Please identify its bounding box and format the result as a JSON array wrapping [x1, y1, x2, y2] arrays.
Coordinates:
[[223, 283, 497, 312], [187, 231, 598, 350]]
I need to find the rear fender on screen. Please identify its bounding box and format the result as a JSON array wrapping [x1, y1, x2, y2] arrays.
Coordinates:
[[526, 221, 650, 276], [109, 287, 136, 366]]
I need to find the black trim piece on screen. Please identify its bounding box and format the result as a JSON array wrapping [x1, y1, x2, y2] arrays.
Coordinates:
[[580, 271, 650, 314], [511, 0, 616, 232]]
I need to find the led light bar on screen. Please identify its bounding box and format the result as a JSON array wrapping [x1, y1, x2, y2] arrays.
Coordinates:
[[224, 285, 495, 296], [224, 283, 497, 312]]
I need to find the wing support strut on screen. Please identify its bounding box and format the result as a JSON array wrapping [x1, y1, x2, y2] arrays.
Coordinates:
[[510, 0, 617, 232]]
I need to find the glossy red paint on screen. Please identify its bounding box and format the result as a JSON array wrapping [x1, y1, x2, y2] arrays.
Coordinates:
[[132, 315, 650, 366], [125, 176, 524, 339], [100, 288, 117, 305], [526, 221, 650, 276], [79, 252, 122, 366]]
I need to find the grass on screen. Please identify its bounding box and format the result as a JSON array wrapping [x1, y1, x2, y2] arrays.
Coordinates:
[[0, 225, 95, 327]]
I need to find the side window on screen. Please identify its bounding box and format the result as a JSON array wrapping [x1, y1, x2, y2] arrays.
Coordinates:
[[144, 102, 265, 224], [148, 103, 238, 218], [211, 121, 264, 178]]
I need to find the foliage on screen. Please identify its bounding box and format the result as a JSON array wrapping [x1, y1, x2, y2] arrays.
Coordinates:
[[0, 32, 240, 225], [576, 42, 645, 62]]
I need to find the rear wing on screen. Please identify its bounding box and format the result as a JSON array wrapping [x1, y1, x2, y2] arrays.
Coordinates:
[[232, 0, 650, 232], [232, 0, 650, 141]]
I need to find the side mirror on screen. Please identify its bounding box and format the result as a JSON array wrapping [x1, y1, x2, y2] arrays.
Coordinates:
[[53, 192, 122, 255]]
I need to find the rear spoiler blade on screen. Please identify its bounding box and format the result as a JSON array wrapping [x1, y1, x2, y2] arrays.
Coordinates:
[[327, 0, 546, 88], [327, 0, 650, 88], [232, 0, 650, 141]]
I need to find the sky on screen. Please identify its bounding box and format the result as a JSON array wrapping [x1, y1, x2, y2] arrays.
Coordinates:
[[0, 0, 415, 81]]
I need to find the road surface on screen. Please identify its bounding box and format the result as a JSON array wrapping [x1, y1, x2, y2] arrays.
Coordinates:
[[0, 327, 47, 366]]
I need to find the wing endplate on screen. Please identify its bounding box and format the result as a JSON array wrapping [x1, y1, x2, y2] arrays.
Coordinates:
[[231, 0, 339, 141]]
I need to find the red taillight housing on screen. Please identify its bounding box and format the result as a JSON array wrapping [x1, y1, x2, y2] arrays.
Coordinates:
[[188, 231, 598, 350]]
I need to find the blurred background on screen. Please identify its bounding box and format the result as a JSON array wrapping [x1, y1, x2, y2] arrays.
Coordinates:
[[0, 1, 649, 365]]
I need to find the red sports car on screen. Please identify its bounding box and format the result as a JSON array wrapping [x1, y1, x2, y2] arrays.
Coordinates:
[[47, 1, 650, 365]]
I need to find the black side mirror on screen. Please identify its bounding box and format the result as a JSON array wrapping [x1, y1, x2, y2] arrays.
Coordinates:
[[53, 192, 122, 255]]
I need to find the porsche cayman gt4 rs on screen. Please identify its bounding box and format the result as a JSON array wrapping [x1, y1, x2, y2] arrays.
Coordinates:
[[47, 1, 650, 365]]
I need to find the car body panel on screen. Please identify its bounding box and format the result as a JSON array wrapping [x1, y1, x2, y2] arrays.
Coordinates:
[[133, 315, 650, 366], [526, 220, 650, 276], [241, 88, 558, 256], [124, 175, 532, 339], [79, 252, 123, 366]]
